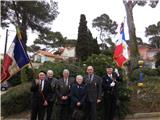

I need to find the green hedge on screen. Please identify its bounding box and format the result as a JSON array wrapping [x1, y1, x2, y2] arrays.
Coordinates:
[[130, 68, 160, 81], [1, 82, 32, 117], [38, 61, 84, 78]]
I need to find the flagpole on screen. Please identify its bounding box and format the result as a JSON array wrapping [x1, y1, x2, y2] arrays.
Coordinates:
[[4, 29, 8, 58]]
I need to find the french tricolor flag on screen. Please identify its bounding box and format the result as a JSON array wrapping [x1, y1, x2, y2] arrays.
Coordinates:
[[0, 35, 30, 82], [113, 22, 129, 67]]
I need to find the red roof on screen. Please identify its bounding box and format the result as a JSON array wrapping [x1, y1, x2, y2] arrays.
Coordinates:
[[36, 50, 55, 57]]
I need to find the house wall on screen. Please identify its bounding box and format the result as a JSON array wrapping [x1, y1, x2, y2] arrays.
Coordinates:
[[61, 47, 75, 60], [138, 47, 150, 60]]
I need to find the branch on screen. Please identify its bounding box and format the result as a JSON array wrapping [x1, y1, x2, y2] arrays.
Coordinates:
[[132, 1, 137, 8]]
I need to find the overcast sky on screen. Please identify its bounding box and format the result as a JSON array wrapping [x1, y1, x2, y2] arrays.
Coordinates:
[[0, 0, 160, 54]]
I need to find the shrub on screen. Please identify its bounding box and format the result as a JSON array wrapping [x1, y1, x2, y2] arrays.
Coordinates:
[[84, 54, 115, 76], [1, 82, 32, 117], [129, 76, 160, 113], [38, 61, 84, 78], [130, 68, 160, 81], [8, 72, 21, 86]]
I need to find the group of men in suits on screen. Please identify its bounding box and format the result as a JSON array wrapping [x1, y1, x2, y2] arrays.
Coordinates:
[[30, 65, 121, 120]]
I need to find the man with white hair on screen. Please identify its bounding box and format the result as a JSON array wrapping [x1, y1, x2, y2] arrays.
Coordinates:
[[56, 69, 74, 120], [46, 70, 57, 120]]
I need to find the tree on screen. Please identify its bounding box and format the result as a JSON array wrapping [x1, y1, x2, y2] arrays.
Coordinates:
[[136, 37, 143, 45], [123, 0, 159, 56], [92, 14, 117, 50], [76, 14, 89, 61], [27, 45, 40, 53], [87, 30, 100, 55], [76, 14, 99, 61], [34, 31, 66, 49], [1, 0, 59, 83], [145, 21, 160, 48], [123, 0, 159, 71], [92, 38, 100, 54], [1, 0, 59, 49]]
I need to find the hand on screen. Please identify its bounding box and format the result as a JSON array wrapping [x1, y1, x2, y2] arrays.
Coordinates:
[[77, 102, 81, 106], [61, 96, 65, 100], [115, 68, 119, 77], [35, 79, 40, 85], [43, 100, 48, 106], [61, 96, 68, 100], [110, 82, 115, 87], [97, 99, 101, 103], [64, 96, 68, 100]]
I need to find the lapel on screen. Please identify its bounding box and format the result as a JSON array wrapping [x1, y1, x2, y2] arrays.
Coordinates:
[[105, 74, 112, 82]]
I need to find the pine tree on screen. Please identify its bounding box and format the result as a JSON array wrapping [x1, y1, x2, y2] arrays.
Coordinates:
[[1, 0, 59, 49]]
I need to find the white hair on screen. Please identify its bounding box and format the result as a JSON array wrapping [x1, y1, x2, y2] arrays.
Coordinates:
[[63, 69, 70, 74], [76, 75, 83, 80], [47, 70, 53, 74]]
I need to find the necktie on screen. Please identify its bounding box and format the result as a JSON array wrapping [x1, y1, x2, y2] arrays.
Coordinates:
[[89, 75, 92, 82], [40, 80, 44, 91], [64, 79, 68, 86]]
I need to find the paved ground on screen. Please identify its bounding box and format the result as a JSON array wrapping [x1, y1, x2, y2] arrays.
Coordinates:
[[1, 112, 160, 120], [125, 112, 160, 120]]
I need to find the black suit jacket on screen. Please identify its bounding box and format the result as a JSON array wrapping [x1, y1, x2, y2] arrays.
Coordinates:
[[84, 74, 102, 102], [102, 72, 119, 98], [46, 77, 57, 102], [56, 77, 74, 104], [31, 79, 51, 104]]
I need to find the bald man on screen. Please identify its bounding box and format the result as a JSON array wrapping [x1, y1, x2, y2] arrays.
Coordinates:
[[84, 66, 102, 120]]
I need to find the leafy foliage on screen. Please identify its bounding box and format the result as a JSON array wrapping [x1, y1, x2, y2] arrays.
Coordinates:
[[1, 82, 32, 117], [1, 0, 59, 48], [130, 67, 160, 81], [84, 54, 115, 76], [34, 31, 66, 49], [92, 14, 117, 49], [37, 61, 84, 78], [76, 14, 100, 61], [145, 21, 160, 48]]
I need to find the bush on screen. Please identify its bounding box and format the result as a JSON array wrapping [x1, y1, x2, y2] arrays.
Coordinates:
[[38, 61, 84, 78], [1, 82, 32, 117], [130, 68, 160, 81], [84, 54, 115, 76], [8, 72, 21, 86], [129, 76, 160, 113]]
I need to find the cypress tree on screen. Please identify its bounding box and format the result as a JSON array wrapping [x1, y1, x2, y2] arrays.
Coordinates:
[[76, 14, 90, 61], [76, 14, 100, 61]]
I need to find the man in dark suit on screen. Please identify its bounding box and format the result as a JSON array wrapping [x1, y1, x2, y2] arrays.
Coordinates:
[[84, 66, 102, 120], [46, 70, 57, 120], [31, 71, 50, 120], [102, 65, 120, 120], [56, 69, 74, 120]]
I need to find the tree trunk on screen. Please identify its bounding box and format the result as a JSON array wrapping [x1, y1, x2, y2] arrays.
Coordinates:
[[124, 2, 139, 58], [124, 1, 140, 70]]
